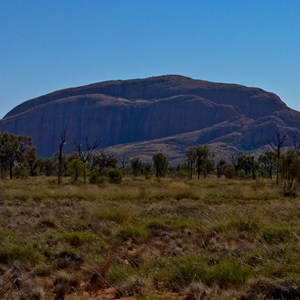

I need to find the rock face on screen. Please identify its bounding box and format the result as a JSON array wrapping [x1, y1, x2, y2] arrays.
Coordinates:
[[0, 75, 300, 159]]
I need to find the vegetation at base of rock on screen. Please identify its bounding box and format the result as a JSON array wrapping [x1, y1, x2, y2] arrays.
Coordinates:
[[2, 131, 300, 196]]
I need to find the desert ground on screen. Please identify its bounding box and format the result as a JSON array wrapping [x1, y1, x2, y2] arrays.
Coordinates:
[[1, 176, 300, 299]]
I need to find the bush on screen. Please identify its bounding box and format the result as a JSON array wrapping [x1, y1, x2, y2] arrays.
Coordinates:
[[89, 170, 106, 184], [174, 191, 199, 200], [107, 265, 138, 284], [280, 150, 300, 197], [223, 165, 235, 179], [62, 231, 100, 247], [115, 275, 149, 297], [67, 159, 84, 182], [207, 260, 253, 286], [0, 241, 42, 265], [259, 224, 294, 244], [146, 219, 168, 231], [107, 168, 123, 184], [96, 208, 129, 224], [116, 226, 148, 240], [154, 255, 253, 291]]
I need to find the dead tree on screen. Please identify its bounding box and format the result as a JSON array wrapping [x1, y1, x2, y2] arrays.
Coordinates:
[[268, 131, 287, 185], [75, 137, 98, 183], [58, 129, 67, 187], [230, 151, 243, 179], [119, 153, 129, 176], [293, 135, 300, 157]]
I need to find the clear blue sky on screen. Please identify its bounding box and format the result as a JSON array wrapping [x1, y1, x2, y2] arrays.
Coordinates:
[[1, 0, 300, 119]]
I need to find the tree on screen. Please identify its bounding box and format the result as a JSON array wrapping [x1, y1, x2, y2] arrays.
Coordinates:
[[68, 159, 84, 183], [25, 146, 38, 176], [57, 129, 67, 187], [217, 159, 227, 178], [0, 133, 18, 178], [0, 133, 35, 179], [268, 131, 287, 185], [236, 155, 258, 179], [131, 157, 143, 176], [91, 152, 117, 173], [186, 147, 197, 179], [153, 152, 169, 178], [195, 145, 209, 179], [142, 162, 152, 176], [230, 152, 243, 178], [258, 151, 277, 179], [186, 145, 212, 179], [279, 149, 300, 197], [38, 157, 56, 176], [293, 135, 300, 157], [119, 153, 129, 176], [75, 137, 98, 183]]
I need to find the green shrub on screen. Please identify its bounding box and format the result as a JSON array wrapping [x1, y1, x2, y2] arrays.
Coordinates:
[[107, 168, 123, 184], [154, 255, 206, 291], [174, 191, 199, 200], [62, 231, 100, 247], [259, 224, 294, 244], [223, 165, 235, 179], [154, 255, 253, 291], [147, 192, 170, 202], [107, 264, 138, 283], [14, 167, 29, 178], [96, 208, 129, 224], [146, 219, 168, 231], [116, 226, 148, 240], [89, 170, 106, 184], [0, 241, 42, 265], [67, 158, 84, 182], [146, 217, 192, 232], [206, 260, 253, 286], [213, 217, 260, 234]]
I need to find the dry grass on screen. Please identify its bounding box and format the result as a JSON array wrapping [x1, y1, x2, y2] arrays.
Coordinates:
[[0, 176, 300, 299]]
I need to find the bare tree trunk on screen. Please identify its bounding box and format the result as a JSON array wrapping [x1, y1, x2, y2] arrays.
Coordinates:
[[75, 137, 98, 184], [83, 163, 86, 184], [268, 131, 287, 186], [58, 130, 66, 187], [9, 165, 13, 179]]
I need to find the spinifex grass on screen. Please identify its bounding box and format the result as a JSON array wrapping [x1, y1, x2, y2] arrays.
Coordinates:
[[0, 176, 299, 299]]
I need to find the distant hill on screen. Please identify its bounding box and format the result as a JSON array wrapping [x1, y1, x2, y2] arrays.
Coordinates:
[[1, 75, 300, 161]]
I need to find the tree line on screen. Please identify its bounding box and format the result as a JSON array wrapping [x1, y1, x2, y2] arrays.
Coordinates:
[[0, 133, 169, 183], [1, 131, 300, 196]]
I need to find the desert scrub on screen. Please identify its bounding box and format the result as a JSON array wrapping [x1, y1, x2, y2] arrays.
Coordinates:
[[174, 191, 199, 200], [107, 264, 139, 284], [258, 223, 295, 244], [146, 192, 171, 202], [107, 168, 123, 184], [136, 296, 180, 300], [146, 216, 194, 233], [146, 219, 169, 231], [115, 225, 148, 240], [89, 170, 106, 184], [61, 231, 103, 247], [153, 255, 253, 291], [114, 275, 150, 297], [53, 270, 81, 299], [212, 216, 260, 235], [95, 207, 131, 224], [2, 176, 300, 298], [0, 240, 43, 265]]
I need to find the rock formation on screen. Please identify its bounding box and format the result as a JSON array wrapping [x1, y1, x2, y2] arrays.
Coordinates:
[[1, 75, 299, 160]]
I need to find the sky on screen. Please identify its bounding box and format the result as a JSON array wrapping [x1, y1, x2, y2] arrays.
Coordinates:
[[0, 0, 300, 119]]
